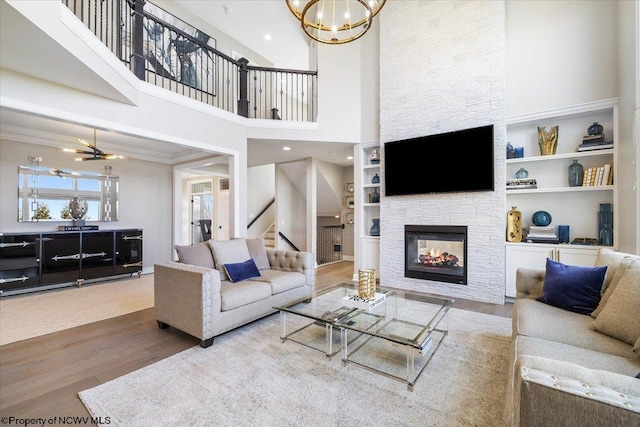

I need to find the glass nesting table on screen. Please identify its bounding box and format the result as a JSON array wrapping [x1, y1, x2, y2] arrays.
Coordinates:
[[274, 283, 454, 391]]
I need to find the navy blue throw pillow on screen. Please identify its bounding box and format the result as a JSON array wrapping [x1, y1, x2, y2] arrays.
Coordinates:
[[224, 258, 261, 283], [536, 258, 607, 315], [636, 372, 640, 379]]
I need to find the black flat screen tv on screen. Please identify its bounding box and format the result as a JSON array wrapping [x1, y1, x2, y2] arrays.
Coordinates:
[[384, 124, 494, 196]]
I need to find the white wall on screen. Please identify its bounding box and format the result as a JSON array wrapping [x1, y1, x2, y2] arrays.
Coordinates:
[[276, 162, 307, 251], [379, 0, 506, 304], [506, 0, 619, 116], [247, 164, 275, 238], [0, 139, 173, 271]]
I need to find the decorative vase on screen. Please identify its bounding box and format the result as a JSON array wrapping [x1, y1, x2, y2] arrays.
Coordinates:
[[371, 188, 380, 203], [370, 149, 380, 164], [515, 168, 529, 179], [567, 160, 584, 187], [537, 126, 559, 156], [588, 122, 604, 135], [371, 173, 380, 184], [506, 142, 517, 159], [358, 269, 376, 299], [599, 223, 613, 246], [370, 218, 380, 236], [532, 210, 552, 226], [507, 206, 522, 242]]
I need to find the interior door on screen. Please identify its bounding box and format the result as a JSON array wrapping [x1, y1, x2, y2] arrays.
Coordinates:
[[214, 185, 230, 240]]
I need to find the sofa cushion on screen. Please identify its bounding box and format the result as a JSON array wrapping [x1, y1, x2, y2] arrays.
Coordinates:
[[250, 269, 306, 294], [594, 248, 639, 294], [174, 242, 214, 268], [219, 280, 272, 311], [514, 335, 640, 377], [592, 258, 640, 317], [536, 258, 606, 314], [246, 238, 271, 270], [209, 239, 251, 281], [514, 298, 634, 358], [224, 258, 261, 283], [592, 269, 640, 346]]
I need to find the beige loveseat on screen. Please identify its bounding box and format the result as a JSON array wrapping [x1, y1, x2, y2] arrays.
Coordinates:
[[507, 248, 640, 426], [154, 238, 315, 348]]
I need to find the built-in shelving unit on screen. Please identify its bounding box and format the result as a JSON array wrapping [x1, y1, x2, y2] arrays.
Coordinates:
[[355, 142, 381, 278], [504, 98, 619, 297]]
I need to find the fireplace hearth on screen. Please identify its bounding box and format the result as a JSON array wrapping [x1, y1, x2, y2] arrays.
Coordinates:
[[405, 225, 467, 285]]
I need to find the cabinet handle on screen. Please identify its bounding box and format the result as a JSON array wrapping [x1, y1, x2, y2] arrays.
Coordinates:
[[51, 253, 81, 261], [122, 235, 143, 241], [555, 249, 560, 262], [0, 275, 29, 284], [122, 262, 143, 268], [82, 252, 106, 259], [549, 250, 554, 260], [0, 241, 33, 248]]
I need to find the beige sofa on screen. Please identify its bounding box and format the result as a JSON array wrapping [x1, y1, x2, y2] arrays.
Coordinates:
[[507, 248, 640, 426], [154, 238, 315, 348]]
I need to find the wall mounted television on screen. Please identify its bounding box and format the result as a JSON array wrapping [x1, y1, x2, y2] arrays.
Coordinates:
[[384, 124, 494, 196]]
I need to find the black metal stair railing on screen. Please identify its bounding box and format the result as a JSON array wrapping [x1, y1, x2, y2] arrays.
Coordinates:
[[62, 0, 317, 122]]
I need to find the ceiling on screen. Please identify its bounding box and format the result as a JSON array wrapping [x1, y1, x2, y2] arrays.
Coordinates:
[[0, 0, 356, 169]]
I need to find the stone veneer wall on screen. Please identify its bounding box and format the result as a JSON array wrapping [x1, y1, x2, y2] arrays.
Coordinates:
[[379, 1, 506, 304]]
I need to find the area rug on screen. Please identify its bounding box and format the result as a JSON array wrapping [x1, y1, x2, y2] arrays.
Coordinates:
[[79, 307, 511, 426], [0, 274, 154, 345]]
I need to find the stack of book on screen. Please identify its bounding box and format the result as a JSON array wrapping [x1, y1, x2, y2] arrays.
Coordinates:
[[506, 178, 537, 190], [577, 134, 613, 152], [526, 226, 559, 244], [582, 164, 613, 186]]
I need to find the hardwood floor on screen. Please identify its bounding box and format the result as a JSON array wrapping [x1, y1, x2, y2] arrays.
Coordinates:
[[0, 260, 512, 422]]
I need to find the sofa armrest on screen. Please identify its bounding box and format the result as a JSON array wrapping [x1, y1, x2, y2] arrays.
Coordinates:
[[154, 261, 222, 341], [512, 355, 640, 427], [266, 248, 315, 292], [515, 268, 545, 299]]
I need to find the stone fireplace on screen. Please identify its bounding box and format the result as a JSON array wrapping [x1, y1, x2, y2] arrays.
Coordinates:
[[405, 225, 467, 286]]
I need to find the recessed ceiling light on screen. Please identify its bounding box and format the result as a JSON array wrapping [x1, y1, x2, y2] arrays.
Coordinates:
[[347, 155, 354, 160], [264, 34, 272, 41], [283, 146, 291, 151]]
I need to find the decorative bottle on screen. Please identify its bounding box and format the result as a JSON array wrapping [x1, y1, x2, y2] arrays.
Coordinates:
[[371, 173, 380, 184], [567, 160, 584, 187], [588, 122, 604, 136], [370, 149, 380, 164], [371, 188, 380, 203], [599, 223, 613, 246], [370, 218, 380, 236], [515, 168, 529, 179]]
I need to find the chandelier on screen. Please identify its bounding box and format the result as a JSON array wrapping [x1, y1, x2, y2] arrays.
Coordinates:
[[286, 0, 386, 45], [62, 129, 125, 161]]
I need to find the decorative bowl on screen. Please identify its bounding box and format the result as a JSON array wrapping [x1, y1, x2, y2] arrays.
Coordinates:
[[531, 210, 552, 226]]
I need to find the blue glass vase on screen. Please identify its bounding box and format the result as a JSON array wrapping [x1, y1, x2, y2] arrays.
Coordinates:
[[371, 173, 380, 184], [370, 218, 380, 236], [568, 160, 583, 187]]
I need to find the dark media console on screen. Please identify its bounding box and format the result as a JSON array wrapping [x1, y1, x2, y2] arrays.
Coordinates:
[[0, 229, 143, 296]]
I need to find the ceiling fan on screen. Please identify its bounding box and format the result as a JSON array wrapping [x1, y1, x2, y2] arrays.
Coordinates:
[[61, 129, 126, 161]]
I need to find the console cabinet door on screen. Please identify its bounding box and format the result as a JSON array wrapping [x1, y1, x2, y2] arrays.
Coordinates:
[[80, 231, 115, 280], [41, 233, 81, 285], [505, 245, 553, 298], [0, 234, 40, 293], [115, 229, 143, 275]]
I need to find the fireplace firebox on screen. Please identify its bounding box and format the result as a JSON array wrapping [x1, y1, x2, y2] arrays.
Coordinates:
[[405, 225, 467, 285]]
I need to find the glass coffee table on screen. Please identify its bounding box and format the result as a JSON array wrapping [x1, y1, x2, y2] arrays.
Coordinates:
[[274, 283, 454, 391]]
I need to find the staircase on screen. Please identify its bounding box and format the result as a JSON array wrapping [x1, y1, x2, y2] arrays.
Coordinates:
[[262, 223, 276, 248]]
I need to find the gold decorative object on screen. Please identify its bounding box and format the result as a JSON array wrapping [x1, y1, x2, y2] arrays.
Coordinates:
[[507, 206, 522, 242], [358, 269, 376, 299], [537, 126, 558, 156]]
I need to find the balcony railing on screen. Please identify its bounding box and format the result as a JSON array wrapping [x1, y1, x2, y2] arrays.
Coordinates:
[[62, 0, 317, 122]]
